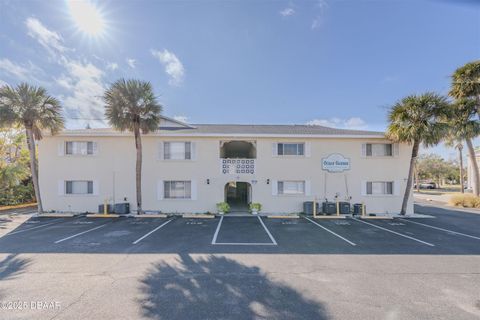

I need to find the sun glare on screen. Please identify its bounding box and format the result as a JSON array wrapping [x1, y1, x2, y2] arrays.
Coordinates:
[[67, 0, 105, 37]]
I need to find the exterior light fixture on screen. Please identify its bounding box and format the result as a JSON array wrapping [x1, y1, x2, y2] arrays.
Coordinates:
[[267, 179, 270, 184], [207, 179, 210, 185]]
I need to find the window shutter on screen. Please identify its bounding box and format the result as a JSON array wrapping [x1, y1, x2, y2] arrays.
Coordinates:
[[191, 142, 197, 160], [58, 180, 65, 195], [163, 142, 170, 160], [158, 142, 163, 160], [394, 180, 401, 196], [305, 142, 311, 158], [361, 143, 366, 157], [271, 180, 278, 195], [92, 142, 98, 155], [157, 180, 164, 200], [191, 179, 197, 200], [393, 143, 399, 157], [58, 142, 65, 156], [305, 180, 311, 196], [93, 180, 99, 196], [361, 180, 367, 196], [272, 143, 278, 157]]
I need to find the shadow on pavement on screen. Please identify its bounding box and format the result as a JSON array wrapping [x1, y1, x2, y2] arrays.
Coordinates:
[[138, 254, 329, 320]]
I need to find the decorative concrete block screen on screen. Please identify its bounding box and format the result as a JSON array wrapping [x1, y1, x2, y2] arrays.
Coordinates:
[[221, 159, 255, 174]]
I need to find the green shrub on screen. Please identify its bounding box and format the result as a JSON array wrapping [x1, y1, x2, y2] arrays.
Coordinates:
[[249, 202, 262, 212], [216, 202, 230, 213]]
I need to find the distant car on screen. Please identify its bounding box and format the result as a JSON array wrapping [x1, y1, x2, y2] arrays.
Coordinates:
[[419, 182, 436, 189]]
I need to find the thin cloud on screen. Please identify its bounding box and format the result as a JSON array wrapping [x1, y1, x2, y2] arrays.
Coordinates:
[[151, 49, 185, 86], [106, 62, 118, 71], [0, 58, 30, 80], [25, 17, 66, 55], [173, 115, 189, 123], [307, 117, 368, 130], [311, 0, 328, 30], [126, 58, 136, 68], [280, 8, 295, 17]]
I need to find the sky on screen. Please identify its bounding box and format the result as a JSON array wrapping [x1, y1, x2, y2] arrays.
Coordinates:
[[0, 0, 479, 159]]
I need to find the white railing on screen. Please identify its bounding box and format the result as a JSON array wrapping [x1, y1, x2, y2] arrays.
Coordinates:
[[221, 159, 255, 174]]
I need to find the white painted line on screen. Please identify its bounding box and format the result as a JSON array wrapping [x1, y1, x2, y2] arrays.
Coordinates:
[[398, 218, 480, 241], [54, 223, 108, 244], [6, 219, 65, 236], [257, 216, 277, 245], [304, 217, 357, 246], [132, 219, 172, 245], [213, 242, 277, 246], [352, 218, 435, 247], [211, 216, 223, 244]]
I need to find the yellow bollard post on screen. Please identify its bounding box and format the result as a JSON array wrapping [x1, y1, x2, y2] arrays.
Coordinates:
[[313, 198, 317, 218], [362, 202, 366, 218], [336, 200, 340, 216], [104, 199, 108, 215]]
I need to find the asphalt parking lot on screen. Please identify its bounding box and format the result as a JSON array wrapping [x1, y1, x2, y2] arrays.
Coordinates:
[[1, 207, 480, 255], [0, 203, 479, 320]]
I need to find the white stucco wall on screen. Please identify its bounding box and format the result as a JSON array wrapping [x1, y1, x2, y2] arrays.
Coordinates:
[[38, 133, 414, 214]]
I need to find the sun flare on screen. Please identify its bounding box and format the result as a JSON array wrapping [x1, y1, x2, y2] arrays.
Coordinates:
[[67, 0, 105, 37]]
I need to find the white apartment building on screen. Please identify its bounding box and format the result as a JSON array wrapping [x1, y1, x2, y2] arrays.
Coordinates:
[[38, 116, 414, 215]]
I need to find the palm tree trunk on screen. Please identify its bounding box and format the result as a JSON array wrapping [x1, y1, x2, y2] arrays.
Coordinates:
[[134, 126, 143, 214], [458, 146, 464, 194], [414, 163, 420, 192], [466, 138, 480, 196], [25, 126, 43, 214], [401, 140, 419, 215]]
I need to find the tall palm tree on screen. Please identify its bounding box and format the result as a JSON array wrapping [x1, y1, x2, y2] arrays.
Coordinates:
[[386, 93, 450, 215], [445, 98, 480, 195], [104, 79, 161, 214], [450, 61, 480, 116], [0, 83, 64, 214]]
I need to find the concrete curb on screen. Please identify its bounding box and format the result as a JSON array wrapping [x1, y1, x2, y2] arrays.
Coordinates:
[[86, 214, 121, 218], [314, 215, 346, 219], [267, 215, 300, 219], [134, 214, 168, 218], [37, 213, 77, 218], [183, 214, 215, 219]]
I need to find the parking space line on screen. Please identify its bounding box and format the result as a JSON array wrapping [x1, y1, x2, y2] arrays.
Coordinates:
[[352, 218, 435, 247], [54, 223, 108, 244], [132, 219, 173, 244], [398, 218, 480, 240], [304, 217, 356, 246], [211, 216, 223, 244], [213, 242, 277, 246], [6, 218, 67, 236], [257, 216, 277, 245]]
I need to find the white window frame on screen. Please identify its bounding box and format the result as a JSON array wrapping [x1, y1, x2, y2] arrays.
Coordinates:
[[163, 180, 192, 199], [277, 143, 305, 156], [277, 180, 306, 195], [65, 180, 94, 195], [365, 143, 394, 157], [162, 142, 193, 160], [366, 181, 394, 196], [65, 141, 96, 156]]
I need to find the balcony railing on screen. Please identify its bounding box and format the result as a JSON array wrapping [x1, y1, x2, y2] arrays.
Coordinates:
[[221, 159, 255, 174]]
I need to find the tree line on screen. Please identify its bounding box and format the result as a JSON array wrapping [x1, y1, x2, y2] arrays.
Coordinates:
[[0, 61, 479, 215]]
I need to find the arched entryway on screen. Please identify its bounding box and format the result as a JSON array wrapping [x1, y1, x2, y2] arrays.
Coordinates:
[[225, 181, 251, 212]]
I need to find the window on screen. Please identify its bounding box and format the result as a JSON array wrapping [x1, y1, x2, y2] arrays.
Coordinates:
[[277, 143, 304, 156], [65, 141, 95, 155], [164, 181, 191, 199], [365, 143, 393, 157], [278, 181, 305, 195], [366, 181, 393, 195], [65, 181, 93, 195], [163, 142, 191, 160]]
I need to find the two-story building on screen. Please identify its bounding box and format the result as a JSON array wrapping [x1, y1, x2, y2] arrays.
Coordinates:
[[38, 116, 414, 215]]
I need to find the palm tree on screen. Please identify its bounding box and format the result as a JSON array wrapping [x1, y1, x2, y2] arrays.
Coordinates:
[[0, 83, 64, 214], [386, 93, 450, 215], [104, 79, 161, 214], [450, 61, 480, 116], [445, 98, 480, 195]]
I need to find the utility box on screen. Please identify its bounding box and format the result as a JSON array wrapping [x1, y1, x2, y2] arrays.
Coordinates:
[[114, 203, 130, 215], [322, 202, 337, 215], [339, 202, 351, 214], [303, 201, 320, 215], [353, 203, 364, 215], [98, 204, 113, 214]]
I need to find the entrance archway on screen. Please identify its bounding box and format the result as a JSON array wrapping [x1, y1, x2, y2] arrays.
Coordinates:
[[225, 181, 251, 212]]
